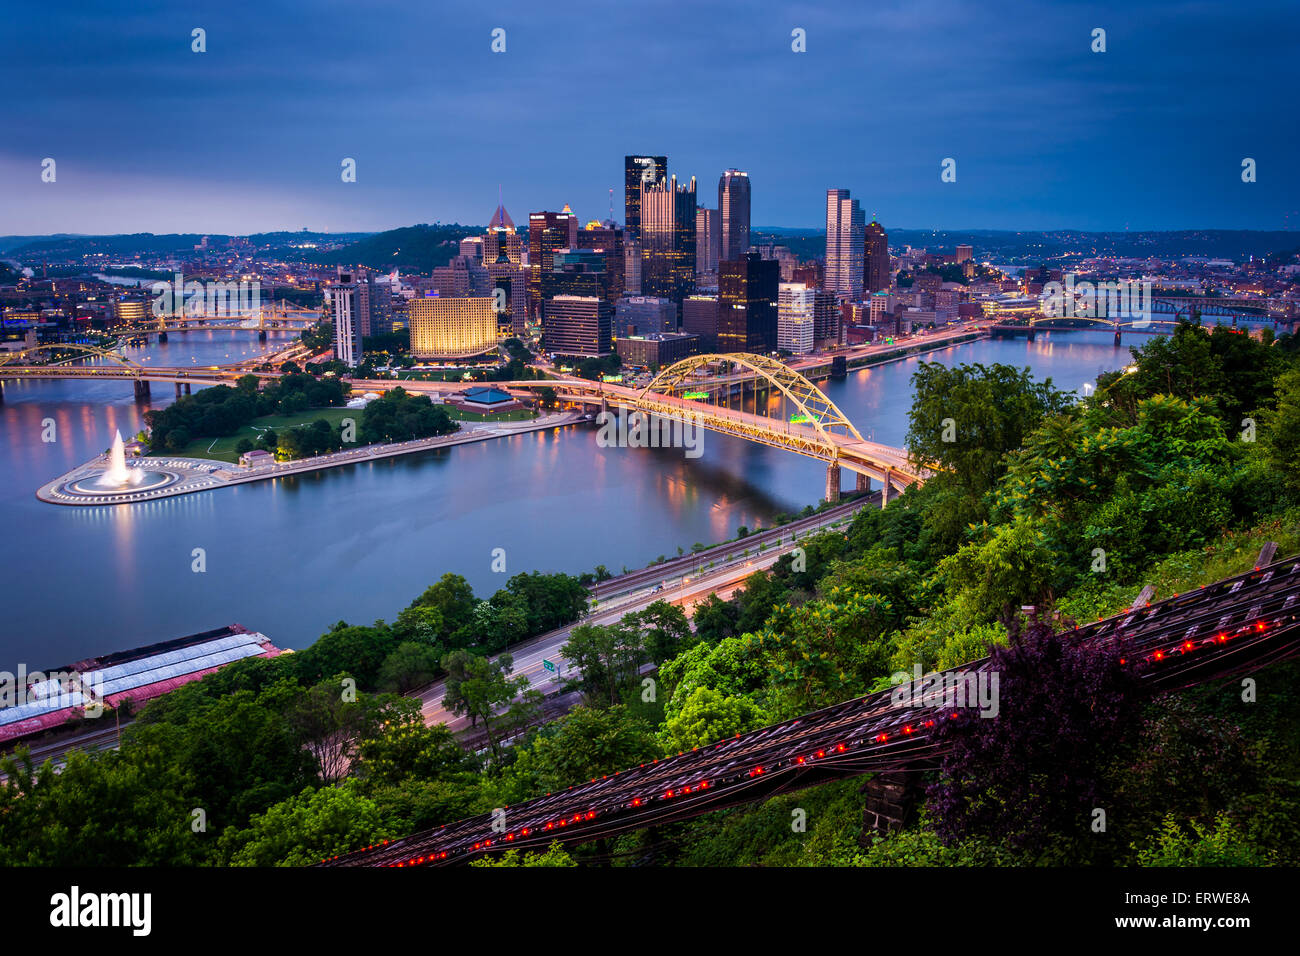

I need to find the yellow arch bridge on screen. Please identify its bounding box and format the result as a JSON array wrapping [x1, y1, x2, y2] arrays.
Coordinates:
[[397, 353, 927, 505]]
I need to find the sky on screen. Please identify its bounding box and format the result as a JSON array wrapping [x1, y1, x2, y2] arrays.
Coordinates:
[[1, 0, 1297, 236]]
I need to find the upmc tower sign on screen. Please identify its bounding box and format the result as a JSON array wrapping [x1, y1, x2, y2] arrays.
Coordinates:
[[624, 155, 667, 242]]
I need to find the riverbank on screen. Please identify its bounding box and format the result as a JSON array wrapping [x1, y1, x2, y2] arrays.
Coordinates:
[[35, 410, 586, 506]]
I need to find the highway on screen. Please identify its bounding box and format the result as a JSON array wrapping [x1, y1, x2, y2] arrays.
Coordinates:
[[414, 493, 877, 736]]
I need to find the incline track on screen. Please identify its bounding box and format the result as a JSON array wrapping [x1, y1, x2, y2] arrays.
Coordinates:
[[322, 553, 1300, 867]]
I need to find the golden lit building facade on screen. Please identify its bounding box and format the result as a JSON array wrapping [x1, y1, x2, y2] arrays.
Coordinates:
[[408, 295, 499, 360]]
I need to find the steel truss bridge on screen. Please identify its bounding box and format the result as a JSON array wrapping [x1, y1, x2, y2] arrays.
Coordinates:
[[323, 549, 1300, 867], [0, 343, 291, 401], [441, 353, 926, 503], [114, 299, 321, 336]]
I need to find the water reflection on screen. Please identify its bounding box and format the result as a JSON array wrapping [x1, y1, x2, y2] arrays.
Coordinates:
[[0, 329, 1129, 665]]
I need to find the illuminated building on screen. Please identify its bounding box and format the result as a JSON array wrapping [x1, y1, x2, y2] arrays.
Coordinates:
[[778, 283, 816, 354], [825, 189, 865, 297], [865, 219, 890, 293], [543, 294, 612, 357], [407, 295, 499, 360], [528, 210, 577, 320], [718, 252, 778, 353], [640, 174, 696, 306], [718, 170, 751, 262], [695, 207, 719, 276]]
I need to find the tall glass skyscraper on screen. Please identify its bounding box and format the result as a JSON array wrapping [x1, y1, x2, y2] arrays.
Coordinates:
[[623, 155, 667, 243], [865, 219, 890, 293], [640, 174, 697, 307], [825, 188, 865, 297], [718, 169, 751, 262]]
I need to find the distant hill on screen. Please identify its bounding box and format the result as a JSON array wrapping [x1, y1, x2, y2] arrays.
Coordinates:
[[759, 227, 1300, 264], [7, 231, 372, 264], [317, 224, 484, 274]]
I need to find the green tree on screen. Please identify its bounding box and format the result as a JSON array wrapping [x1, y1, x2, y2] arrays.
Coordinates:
[[440, 650, 541, 762], [660, 686, 767, 753], [220, 781, 391, 866], [560, 621, 646, 707]]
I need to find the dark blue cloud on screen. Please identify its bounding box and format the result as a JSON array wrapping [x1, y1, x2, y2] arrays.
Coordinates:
[[2, 0, 1296, 234]]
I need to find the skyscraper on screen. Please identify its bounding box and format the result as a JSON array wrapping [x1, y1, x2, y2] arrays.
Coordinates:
[[483, 201, 523, 265], [695, 207, 720, 276], [718, 252, 778, 353], [624, 155, 667, 296], [778, 283, 816, 354], [718, 170, 751, 262], [825, 189, 865, 298], [865, 219, 890, 293], [528, 209, 577, 321], [640, 174, 697, 307], [624, 155, 667, 243], [325, 267, 368, 366]]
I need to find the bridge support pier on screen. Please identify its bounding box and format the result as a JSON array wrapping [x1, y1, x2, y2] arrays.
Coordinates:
[[258, 329, 267, 342], [859, 771, 921, 845], [1026, 326, 1036, 342], [133, 379, 151, 401], [0, 380, 4, 405], [856, 471, 869, 494], [1114, 329, 1122, 345], [184, 383, 191, 395], [157, 331, 168, 343], [825, 462, 841, 504], [881, 468, 893, 508], [175, 382, 182, 399]]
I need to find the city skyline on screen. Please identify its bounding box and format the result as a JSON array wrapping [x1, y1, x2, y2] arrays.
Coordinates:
[[3, 0, 1298, 236]]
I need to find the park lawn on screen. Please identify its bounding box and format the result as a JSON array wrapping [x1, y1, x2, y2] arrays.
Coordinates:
[[151, 407, 357, 463], [440, 405, 537, 423]]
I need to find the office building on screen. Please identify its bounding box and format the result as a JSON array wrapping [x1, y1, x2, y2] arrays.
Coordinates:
[[624, 155, 667, 243], [615, 331, 701, 369], [614, 296, 677, 337], [528, 209, 578, 320], [778, 283, 816, 354], [640, 174, 696, 306], [325, 268, 369, 366], [407, 295, 499, 360], [718, 169, 751, 262], [718, 252, 778, 353], [955, 244, 973, 264], [544, 294, 612, 357], [695, 207, 720, 276], [825, 189, 865, 297], [682, 294, 720, 351], [483, 202, 523, 266], [865, 219, 890, 293]]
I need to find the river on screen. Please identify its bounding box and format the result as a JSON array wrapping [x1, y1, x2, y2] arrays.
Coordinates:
[[0, 328, 1131, 667]]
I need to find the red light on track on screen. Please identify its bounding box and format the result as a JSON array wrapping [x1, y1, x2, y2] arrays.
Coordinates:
[[1153, 650, 1165, 660], [796, 756, 806, 764], [875, 733, 887, 743], [836, 743, 846, 752], [816, 749, 825, 758]]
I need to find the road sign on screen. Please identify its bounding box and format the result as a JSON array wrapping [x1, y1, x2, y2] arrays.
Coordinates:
[[542, 659, 556, 673]]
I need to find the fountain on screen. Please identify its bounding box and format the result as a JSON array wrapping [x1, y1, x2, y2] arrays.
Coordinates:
[[59, 429, 180, 499], [97, 430, 142, 488]]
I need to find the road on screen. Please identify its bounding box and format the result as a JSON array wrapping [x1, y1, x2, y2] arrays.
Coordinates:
[[414, 494, 876, 736]]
